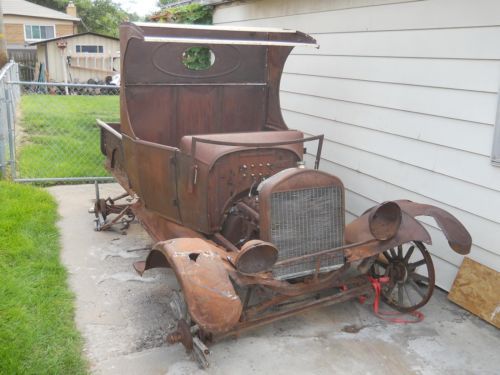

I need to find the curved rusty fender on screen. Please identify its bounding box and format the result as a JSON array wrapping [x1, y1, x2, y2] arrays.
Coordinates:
[[148, 238, 242, 334], [345, 200, 471, 261], [393, 200, 472, 255]]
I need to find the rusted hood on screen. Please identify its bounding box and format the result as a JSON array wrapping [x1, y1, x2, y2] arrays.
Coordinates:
[[153, 238, 242, 334], [179, 130, 304, 167]]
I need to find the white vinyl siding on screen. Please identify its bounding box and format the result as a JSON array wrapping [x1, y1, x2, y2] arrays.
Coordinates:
[[214, 0, 500, 290]]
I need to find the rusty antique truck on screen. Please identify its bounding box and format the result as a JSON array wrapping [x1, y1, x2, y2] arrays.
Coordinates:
[[94, 22, 472, 367]]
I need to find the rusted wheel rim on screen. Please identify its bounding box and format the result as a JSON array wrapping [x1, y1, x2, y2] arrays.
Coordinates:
[[371, 241, 435, 313]]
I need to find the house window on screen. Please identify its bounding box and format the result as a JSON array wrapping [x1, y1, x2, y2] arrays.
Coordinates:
[[492, 123, 500, 166], [24, 25, 55, 41], [492, 92, 500, 166], [76, 45, 104, 53]]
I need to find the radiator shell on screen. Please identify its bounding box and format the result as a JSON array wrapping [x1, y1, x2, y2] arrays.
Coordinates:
[[258, 169, 345, 280]]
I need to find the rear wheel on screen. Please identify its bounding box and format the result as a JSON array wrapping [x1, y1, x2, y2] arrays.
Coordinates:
[[371, 241, 435, 312]]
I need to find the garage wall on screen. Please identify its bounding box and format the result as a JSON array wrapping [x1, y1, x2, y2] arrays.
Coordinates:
[[213, 0, 500, 290], [45, 35, 120, 82]]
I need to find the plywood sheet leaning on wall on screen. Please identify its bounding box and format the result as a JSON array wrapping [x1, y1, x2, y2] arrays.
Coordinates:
[[448, 258, 500, 328]]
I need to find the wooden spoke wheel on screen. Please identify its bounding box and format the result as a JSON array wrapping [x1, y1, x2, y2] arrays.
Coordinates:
[[371, 241, 435, 312]]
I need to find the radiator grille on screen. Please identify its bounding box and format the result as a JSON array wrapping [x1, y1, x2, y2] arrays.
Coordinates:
[[270, 186, 344, 279]]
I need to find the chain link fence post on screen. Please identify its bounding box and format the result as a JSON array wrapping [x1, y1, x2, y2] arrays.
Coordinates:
[[0, 61, 16, 179], [0, 78, 5, 178], [5, 82, 15, 179]]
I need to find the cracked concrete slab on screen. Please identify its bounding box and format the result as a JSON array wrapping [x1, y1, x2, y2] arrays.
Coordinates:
[[49, 183, 500, 375]]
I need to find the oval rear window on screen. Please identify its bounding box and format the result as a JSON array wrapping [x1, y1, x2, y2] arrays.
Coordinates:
[[182, 47, 215, 71]]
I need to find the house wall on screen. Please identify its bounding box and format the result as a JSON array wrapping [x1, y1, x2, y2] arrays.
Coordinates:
[[5, 23, 25, 45], [55, 24, 75, 37], [4, 15, 76, 47], [44, 34, 119, 82], [213, 0, 500, 290]]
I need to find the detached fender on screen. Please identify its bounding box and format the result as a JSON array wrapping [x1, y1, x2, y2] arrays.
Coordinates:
[[393, 200, 471, 255], [137, 238, 242, 334], [345, 200, 471, 262]]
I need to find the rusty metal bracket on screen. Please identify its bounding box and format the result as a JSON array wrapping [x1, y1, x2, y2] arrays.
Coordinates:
[[90, 181, 135, 232], [193, 337, 210, 368], [167, 319, 193, 351], [167, 318, 210, 368]]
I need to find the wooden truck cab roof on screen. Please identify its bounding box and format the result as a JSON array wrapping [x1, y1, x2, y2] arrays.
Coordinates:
[[119, 22, 317, 148]]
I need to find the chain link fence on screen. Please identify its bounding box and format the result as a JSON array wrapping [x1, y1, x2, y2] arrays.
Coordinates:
[[0, 61, 20, 179], [0, 61, 120, 183]]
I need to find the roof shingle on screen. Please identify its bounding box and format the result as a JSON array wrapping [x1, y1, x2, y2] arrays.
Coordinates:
[[2, 0, 80, 22]]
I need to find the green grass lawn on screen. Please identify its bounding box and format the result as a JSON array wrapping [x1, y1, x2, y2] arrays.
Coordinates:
[[17, 95, 119, 180], [0, 182, 87, 374]]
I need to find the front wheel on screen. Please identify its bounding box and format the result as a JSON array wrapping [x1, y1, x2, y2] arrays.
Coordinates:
[[370, 241, 435, 312]]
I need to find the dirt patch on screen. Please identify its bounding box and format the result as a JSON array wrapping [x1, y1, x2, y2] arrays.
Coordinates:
[[341, 324, 366, 333]]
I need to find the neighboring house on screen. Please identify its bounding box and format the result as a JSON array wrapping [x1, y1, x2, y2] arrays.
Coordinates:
[[30, 32, 120, 83], [2, 0, 80, 79], [208, 0, 500, 291]]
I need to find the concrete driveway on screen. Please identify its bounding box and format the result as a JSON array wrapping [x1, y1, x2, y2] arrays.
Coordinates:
[[49, 183, 500, 375]]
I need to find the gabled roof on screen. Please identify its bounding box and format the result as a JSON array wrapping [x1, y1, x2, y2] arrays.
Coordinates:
[[2, 0, 80, 22], [29, 32, 119, 46]]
